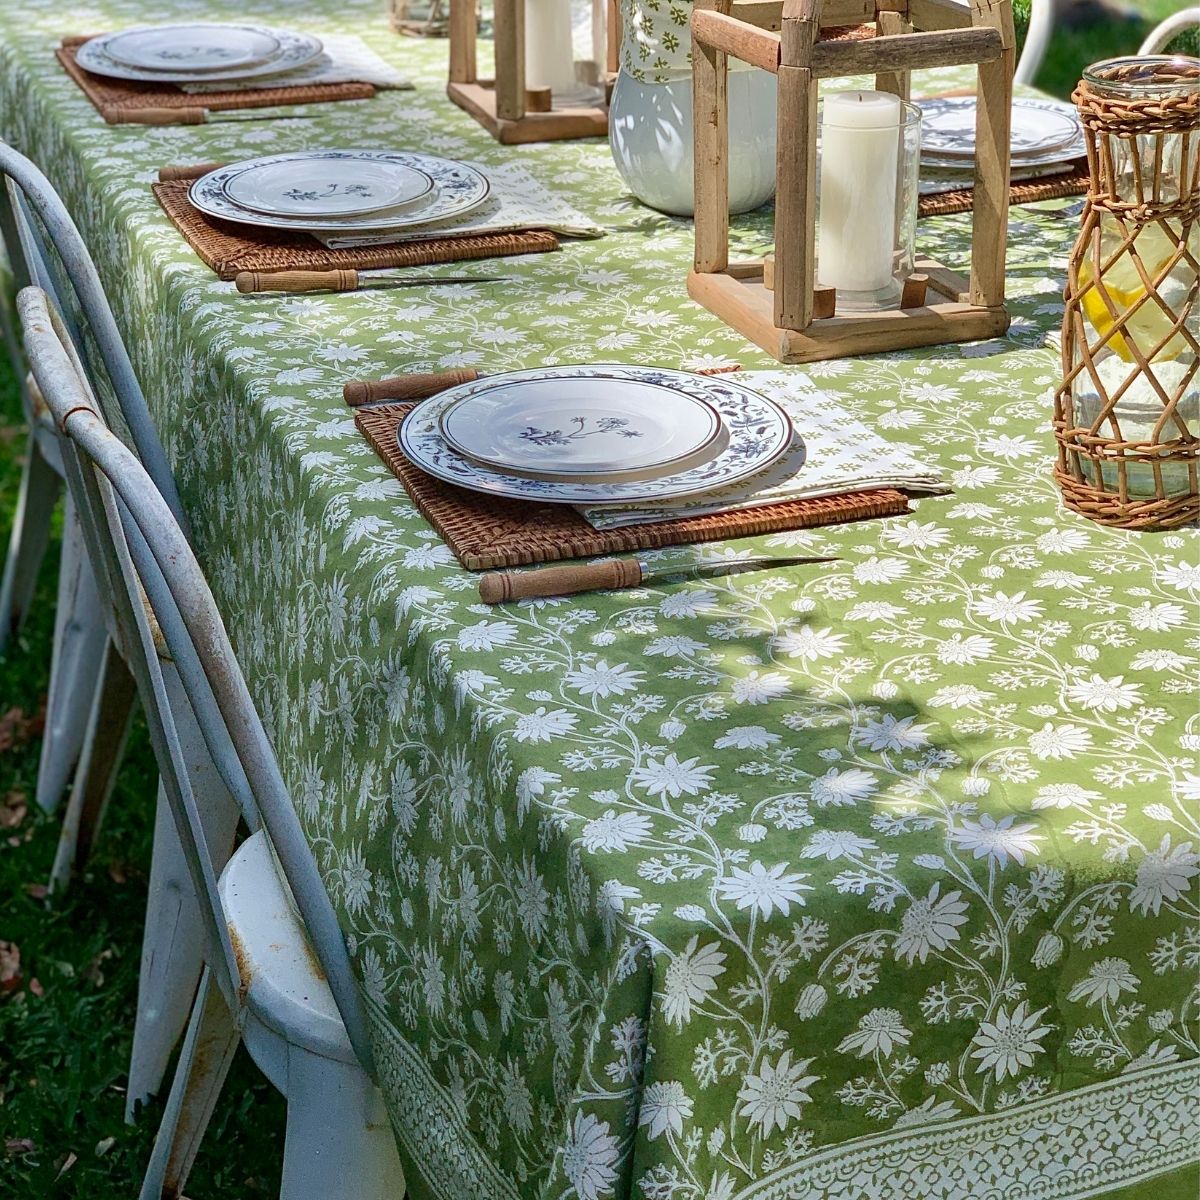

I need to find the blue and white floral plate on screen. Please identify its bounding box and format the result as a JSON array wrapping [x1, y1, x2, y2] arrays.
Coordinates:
[[400, 366, 797, 504], [77, 26, 323, 83], [102, 23, 282, 73], [189, 152, 490, 233]]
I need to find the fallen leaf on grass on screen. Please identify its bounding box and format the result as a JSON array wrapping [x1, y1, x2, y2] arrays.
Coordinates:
[[54, 1151, 77, 1180], [107, 861, 127, 885], [0, 707, 40, 753], [0, 941, 21, 995], [94, 1137, 115, 1157], [28, 977, 43, 998], [82, 947, 114, 988], [0, 791, 26, 829], [5, 1138, 35, 1157], [23, 883, 48, 900]]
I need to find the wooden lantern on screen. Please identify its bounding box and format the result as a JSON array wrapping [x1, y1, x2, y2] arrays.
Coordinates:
[[447, 0, 619, 143], [389, 0, 451, 37], [688, 0, 1016, 363]]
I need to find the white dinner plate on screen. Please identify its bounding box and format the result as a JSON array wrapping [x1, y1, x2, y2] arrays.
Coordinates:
[[102, 23, 281, 73], [438, 375, 728, 483], [918, 97, 1084, 160], [400, 366, 796, 505], [190, 152, 490, 233], [76, 27, 323, 84], [222, 157, 434, 219]]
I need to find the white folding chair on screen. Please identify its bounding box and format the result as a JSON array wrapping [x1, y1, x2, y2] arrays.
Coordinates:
[[21, 285, 405, 1200], [1014, 0, 1055, 86], [1140, 8, 1200, 54]]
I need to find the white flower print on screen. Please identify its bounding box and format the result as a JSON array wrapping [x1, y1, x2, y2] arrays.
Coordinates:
[[1159, 559, 1200, 591], [456, 620, 518, 651], [1032, 783, 1101, 810], [1129, 601, 1188, 630], [514, 707, 578, 744], [1067, 958, 1140, 1006], [855, 713, 931, 752], [971, 590, 1043, 624], [852, 557, 909, 585], [659, 589, 718, 618], [1028, 722, 1093, 760], [894, 883, 970, 964], [714, 725, 781, 750], [794, 982, 827, 1019], [730, 671, 791, 705], [801, 830, 878, 861], [580, 809, 654, 853], [638, 1081, 693, 1140], [810, 766, 879, 807], [339, 844, 373, 915], [513, 856, 550, 940], [970, 1002, 1053, 1081], [1129, 836, 1200, 916], [1064, 674, 1144, 714], [773, 624, 848, 662], [662, 937, 726, 1029], [837, 1008, 912, 1058], [566, 660, 645, 698], [928, 684, 994, 708], [716, 861, 813, 919], [951, 814, 1042, 869], [936, 634, 996, 665], [630, 754, 716, 799], [881, 519, 951, 548], [645, 634, 708, 658], [562, 1112, 619, 1200], [736, 1051, 820, 1135]]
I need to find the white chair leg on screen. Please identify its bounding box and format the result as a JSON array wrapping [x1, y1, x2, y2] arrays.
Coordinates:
[[127, 668, 241, 1122], [280, 1047, 405, 1200], [35, 497, 107, 814], [47, 640, 137, 895], [138, 966, 239, 1200], [0, 428, 59, 656]]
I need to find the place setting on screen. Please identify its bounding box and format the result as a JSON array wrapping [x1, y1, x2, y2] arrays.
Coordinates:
[[153, 150, 604, 284], [342, 362, 945, 588], [58, 21, 411, 125]]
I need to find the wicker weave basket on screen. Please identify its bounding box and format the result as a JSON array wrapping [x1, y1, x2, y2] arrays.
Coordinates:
[[388, 0, 450, 36], [1054, 56, 1200, 529]]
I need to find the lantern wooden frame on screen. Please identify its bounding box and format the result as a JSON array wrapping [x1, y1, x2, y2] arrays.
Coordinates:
[[688, 0, 1016, 363], [447, 0, 619, 143]]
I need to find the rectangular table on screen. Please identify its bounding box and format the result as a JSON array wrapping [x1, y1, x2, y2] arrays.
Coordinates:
[[0, 4, 1196, 1197]]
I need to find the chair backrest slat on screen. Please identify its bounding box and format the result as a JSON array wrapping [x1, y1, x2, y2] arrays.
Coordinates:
[[20, 286, 376, 1076]]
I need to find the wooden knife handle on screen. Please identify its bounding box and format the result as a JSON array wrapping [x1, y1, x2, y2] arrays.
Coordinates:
[[123, 106, 207, 126], [480, 559, 644, 604], [236, 269, 359, 294], [158, 161, 228, 183], [61, 34, 104, 48], [343, 368, 479, 406]]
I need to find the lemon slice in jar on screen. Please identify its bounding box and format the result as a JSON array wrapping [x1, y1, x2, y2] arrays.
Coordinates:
[[1078, 222, 1197, 363]]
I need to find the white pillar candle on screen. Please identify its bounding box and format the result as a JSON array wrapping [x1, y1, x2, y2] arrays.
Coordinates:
[[524, 0, 578, 95], [817, 90, 902, 295]]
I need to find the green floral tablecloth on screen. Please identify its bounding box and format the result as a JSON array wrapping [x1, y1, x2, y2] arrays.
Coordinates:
[[0, 5, 1197, 1198]]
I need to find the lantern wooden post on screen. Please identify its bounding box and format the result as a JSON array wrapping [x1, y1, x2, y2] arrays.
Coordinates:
[[446, 0, 617, 143], [688, 0, 1015, 363]]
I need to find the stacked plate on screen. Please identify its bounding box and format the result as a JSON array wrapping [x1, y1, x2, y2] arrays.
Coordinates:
[[188, 151, 491, 238], [918, 97, 1086, 176], [77, 23, 326, 84], [398, 366, 798, 505]]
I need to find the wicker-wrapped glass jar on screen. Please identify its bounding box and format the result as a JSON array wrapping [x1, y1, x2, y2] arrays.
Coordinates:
[[389, 0, 450, 36], [1054, 56, 1200, 529]]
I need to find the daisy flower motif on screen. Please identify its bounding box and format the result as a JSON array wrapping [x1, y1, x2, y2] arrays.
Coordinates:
[[1031, 783, 1101, 810], [1129, 835, 1200, 916], [662, 936, 727, 1028], [562, 1112, 619, 1200], [565, 659, 645, 698], [1160, 559, 1200, 592], [1028, 722, 1093, 760], [716, 861, 812, 919], [809, 766, 879, 807], [970, 589, 1043, 625], [1066, 958, 1139, 1007], [455, 619, 518, 651], [837, 1008, 912, 1059], [1064, 673, 1143, 714], [969, 1001, 1053, 1081], [854, 713, 932, 753], [950, 813, 1042, 869], [714, 725, 781, 751], [580, 809, 654, 853], [637, 1081, 693, 1140], [513, 707, 578, 744], [736, 1051, 820, 1136], [630, 754, 716, 799], [894, 883, 970, 964], [772, 624, 848, 663], [801, 830, 878, 861]]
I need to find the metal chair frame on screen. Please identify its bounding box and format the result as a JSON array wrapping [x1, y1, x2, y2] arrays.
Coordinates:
[[1139, 8, 1200, 54], [1014, 0, 1054, 86], [21, 288, 384, 1198]]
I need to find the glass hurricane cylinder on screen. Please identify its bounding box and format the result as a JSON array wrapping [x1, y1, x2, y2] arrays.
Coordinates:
[[1054, 56, 1200, 528], [815, 94, 922, 312]]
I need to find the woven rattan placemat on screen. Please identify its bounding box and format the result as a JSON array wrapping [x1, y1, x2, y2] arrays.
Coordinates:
[[919, 160, 1090, 218], [58, 37, 376, 123], [152, 180, 560, 279], [355, 403, 911, 569]]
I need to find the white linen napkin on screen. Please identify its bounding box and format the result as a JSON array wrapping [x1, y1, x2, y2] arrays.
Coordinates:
[[181, 34, 412, 93], [578, 371, 948, 530], [311, 161, 605, 248]]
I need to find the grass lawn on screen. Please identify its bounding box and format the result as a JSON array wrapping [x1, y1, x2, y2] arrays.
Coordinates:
[[0, 4, 1197, 1197]]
